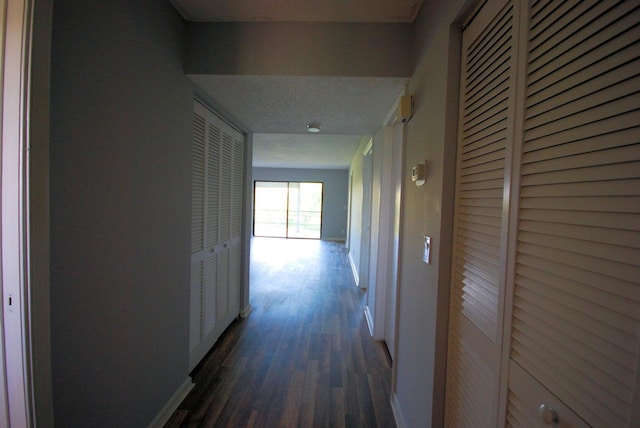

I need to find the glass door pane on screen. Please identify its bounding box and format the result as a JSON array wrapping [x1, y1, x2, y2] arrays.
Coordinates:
[[253, 181, 288, 237], [287, 182, 323, 239], [253, 181, 323, 239]]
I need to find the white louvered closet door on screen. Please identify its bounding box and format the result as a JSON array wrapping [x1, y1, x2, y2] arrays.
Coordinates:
[[229, 134, 244, 317], [505, 1, 640, 426], [190, 100, 245, 370], [215, 132, 233, 324], [190, 101, 222, 360], [189, 109, 206, 351], [203, 120, 221, 337], [445, 0, 520, 425], [215, 126, 244, 325]]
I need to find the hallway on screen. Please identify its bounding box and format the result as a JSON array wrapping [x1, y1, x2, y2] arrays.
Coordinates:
[[165, 238, 395, 427]]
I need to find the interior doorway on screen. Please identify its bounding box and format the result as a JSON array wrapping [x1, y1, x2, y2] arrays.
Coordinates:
[[253, 181, 324, 239]]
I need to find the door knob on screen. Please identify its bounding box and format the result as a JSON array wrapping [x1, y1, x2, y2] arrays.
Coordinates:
[[539, 404, 559, 425]]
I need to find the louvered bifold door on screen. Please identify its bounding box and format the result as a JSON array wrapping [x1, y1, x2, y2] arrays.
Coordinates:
[[444, 0, 519, 426], [216, 131, 233, 323], [229, 133, 244, 317], [189, 109, 207, 351], [231, 134, 244, 241], [189, 101, 244, 370], [203, 121, 221, 337], [506, 1, 640, 426]]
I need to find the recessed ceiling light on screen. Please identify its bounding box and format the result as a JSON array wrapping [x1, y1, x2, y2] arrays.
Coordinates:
[[307, 123, 321, 133]]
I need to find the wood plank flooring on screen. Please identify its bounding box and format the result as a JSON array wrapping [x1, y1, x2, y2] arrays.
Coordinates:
[[165, 238, 395, 427]]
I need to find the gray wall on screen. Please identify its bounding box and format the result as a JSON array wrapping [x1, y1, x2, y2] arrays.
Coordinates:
[[252, 167, 349, 241], [186, 22, 412, 77], [31, 0, 54, 424], [49, 0, 193, 425], [392, 0, 466, 426]]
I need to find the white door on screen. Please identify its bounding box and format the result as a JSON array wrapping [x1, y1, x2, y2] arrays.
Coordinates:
[[445, 0, 640, 426], [503, 0, 640, 425], [359, 143, 373, 288], [189, 101, 244, 370], [385, 123, 404, 358], [444, 0, 520, 425], [1, 0, 34, 425]]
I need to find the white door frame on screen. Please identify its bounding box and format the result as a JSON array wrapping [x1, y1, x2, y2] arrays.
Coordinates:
[[1, 0, 34, 426], [358, 140, 373, 288]]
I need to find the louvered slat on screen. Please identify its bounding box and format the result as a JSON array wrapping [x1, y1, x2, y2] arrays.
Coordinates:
[[219, 133, 233, 243], [453, 0, 512, 342], [509, 0, 640, 425], [206, 124, 220, 248], [231, 136, 244, 239], [528, 4, 639, 91], [505, 390, 528, 428], [445, 327, 494, 427], [191, 113, 206, 254]]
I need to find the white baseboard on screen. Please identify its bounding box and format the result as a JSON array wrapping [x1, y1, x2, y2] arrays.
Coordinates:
[[147, 377, 194, 428], [240, 304, 252, 318], [348, 252, 359, 286], [321, 237, 346, 242], [391, 393, 407, 428], [364, 307, 374, 336]]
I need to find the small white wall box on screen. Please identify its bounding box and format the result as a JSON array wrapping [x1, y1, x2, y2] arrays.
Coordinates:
[[411, 161, 426, 186], [396, 95, 413, 123]]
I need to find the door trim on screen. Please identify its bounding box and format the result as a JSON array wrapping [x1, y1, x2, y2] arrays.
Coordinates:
[[2, 0, 35, 425]]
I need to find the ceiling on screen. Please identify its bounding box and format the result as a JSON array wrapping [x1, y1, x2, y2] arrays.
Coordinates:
[[174, 0, 423, 169], [190, 75, 407, 169]]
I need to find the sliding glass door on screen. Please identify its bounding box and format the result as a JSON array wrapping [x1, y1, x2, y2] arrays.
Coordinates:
[[253, 181, 323, 239]]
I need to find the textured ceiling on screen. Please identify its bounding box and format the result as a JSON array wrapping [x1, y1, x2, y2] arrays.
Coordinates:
[[190, 75, 407, 169], [171, 0, 424, 23], [252, 134, 365, 169], [178, 1, 419, 169]]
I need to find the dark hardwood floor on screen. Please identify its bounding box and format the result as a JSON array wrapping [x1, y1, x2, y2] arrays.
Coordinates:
[[165, 238, 395, 428]]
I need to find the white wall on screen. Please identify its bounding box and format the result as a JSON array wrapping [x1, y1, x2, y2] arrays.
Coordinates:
[[392, 1, 467, 426], [49, 0, 194, 425], [252, 167, 349, 241]]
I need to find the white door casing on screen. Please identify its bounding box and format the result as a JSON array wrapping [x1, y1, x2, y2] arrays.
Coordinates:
[[1, 0, 34, 426]]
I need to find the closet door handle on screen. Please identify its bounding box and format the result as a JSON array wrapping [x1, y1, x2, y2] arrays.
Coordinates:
[[539, 404, 559, 425]]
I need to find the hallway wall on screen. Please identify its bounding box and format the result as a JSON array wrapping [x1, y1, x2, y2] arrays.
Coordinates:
[[252, 167, 349, 241], [392, 0, 466, 426], [185, 22, 412, 77], [49, 0, 194, 425]]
